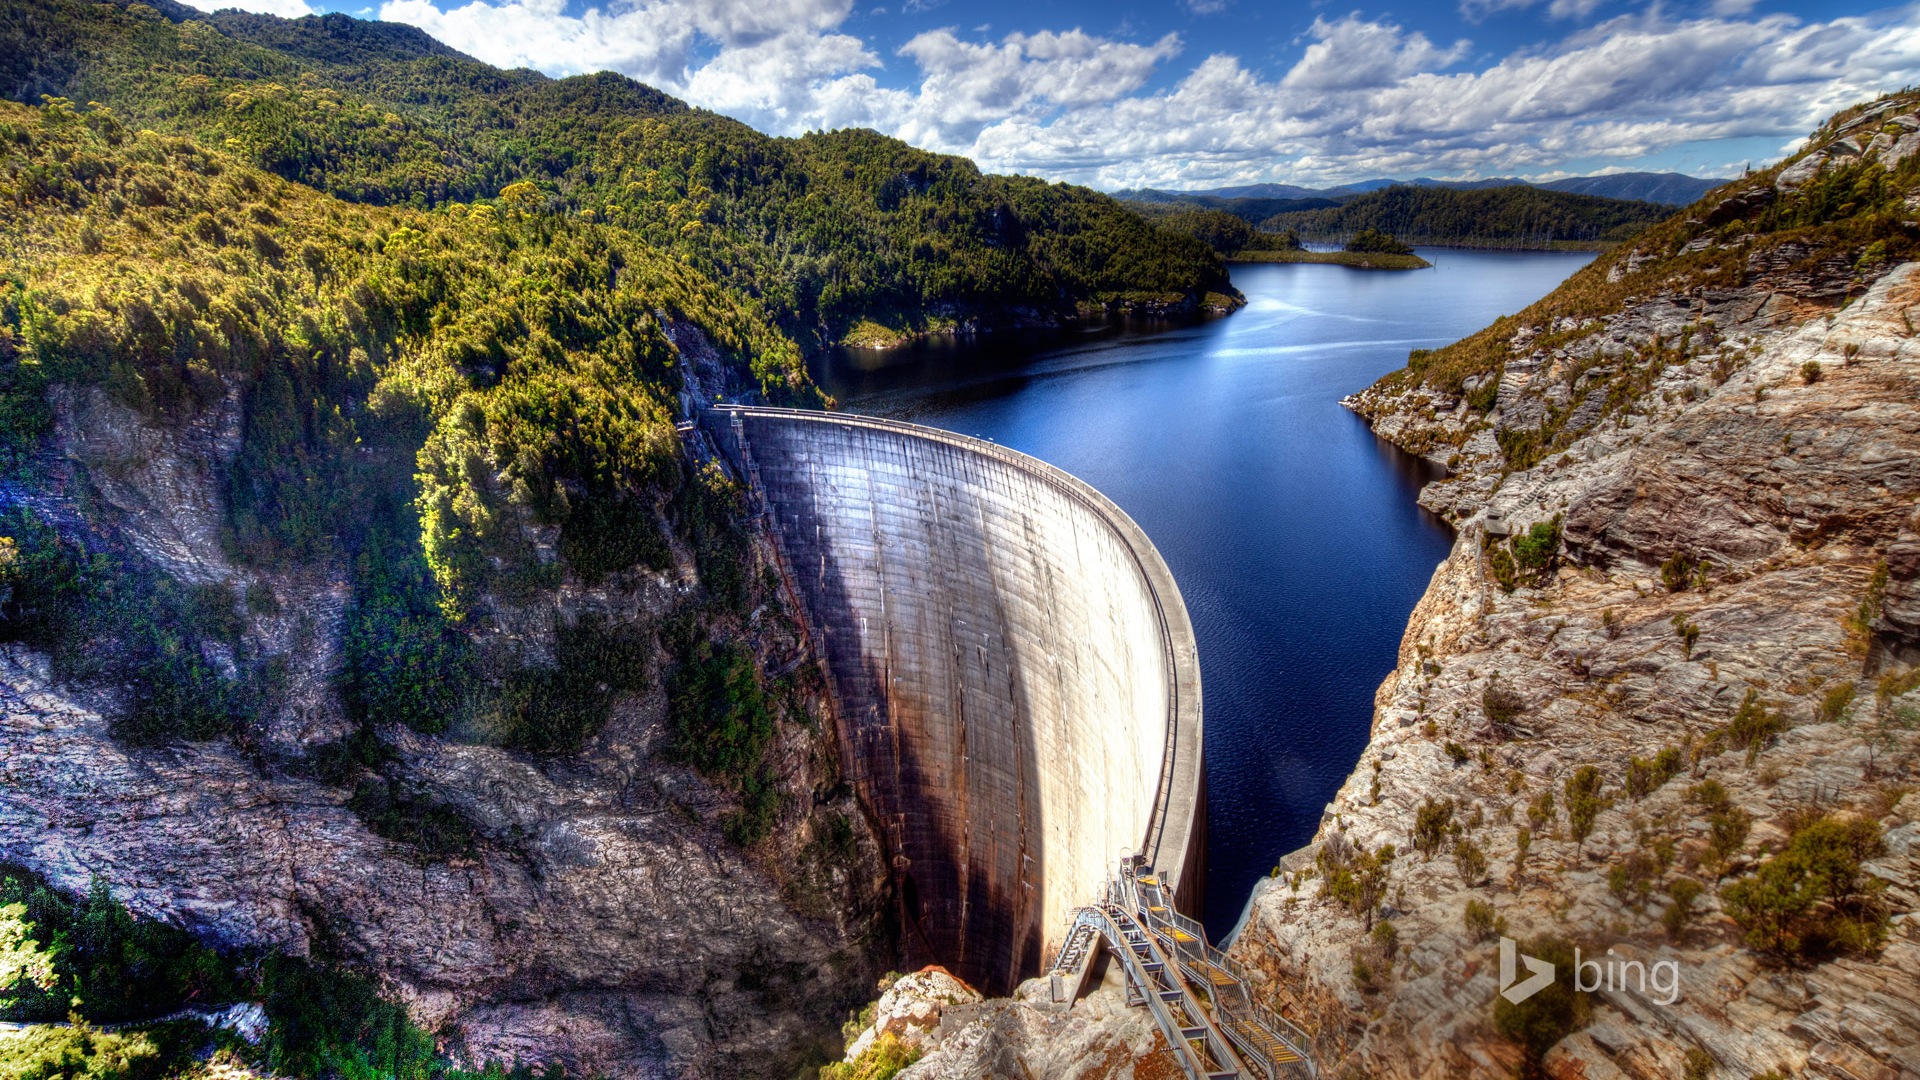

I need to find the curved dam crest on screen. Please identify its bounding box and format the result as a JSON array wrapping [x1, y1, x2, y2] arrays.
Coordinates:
[[708, 406, 1204, 994]]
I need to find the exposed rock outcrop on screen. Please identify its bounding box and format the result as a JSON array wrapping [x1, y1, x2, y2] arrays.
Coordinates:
[[827, 966, 1182, 1080], [1, 343, 892, 1078], [1235, 107, 1920, 1078]]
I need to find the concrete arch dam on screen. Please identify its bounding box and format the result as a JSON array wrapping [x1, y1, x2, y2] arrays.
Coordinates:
[[708, 406, 1204, 995]]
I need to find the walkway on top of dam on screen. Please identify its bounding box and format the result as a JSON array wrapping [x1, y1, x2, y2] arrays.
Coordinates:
[[1050, 856, 1316, 1080]]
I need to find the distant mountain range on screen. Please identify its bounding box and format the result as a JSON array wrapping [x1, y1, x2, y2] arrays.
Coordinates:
[[1119, 171, 1731, 208]]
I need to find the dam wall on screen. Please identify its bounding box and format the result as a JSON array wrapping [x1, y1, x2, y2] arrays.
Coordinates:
[[708, 406, 1203, 994]]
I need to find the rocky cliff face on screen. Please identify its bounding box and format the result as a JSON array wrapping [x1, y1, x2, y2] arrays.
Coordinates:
[[1228, 97, 1920, 1078], [0, 340, 891, 1078]]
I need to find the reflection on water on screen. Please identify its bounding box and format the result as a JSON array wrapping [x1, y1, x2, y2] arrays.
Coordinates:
[[814, 249, 1595, 935]]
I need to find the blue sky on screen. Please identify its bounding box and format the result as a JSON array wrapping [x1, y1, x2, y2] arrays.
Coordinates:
[[190, 0, 1920, 190]]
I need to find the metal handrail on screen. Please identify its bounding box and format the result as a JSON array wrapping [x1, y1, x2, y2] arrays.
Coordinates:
[[1114, 859, 1317, 1078]]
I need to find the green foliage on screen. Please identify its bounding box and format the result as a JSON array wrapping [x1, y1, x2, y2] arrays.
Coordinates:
[[666, 637, 779, 845], [1463, 898, 1504, 942], [1492, 936, 1591, 1071], [1511, 516, 1562, 575], [347, 779, 476, 861], [260, 956, 439, 1080], [1663, 878, 1704, 942], [1672, 613, 1701, 661], [1564, 765, 1607, 849], [671, 460, 750, 614], [1413, 798, 1455, 860], [819, 1033, 919, 1080], [0, 867, 235, 1024], [1606, 850, 1658, 909], [1815, 682, 1856, 725], [1704, 806, 1753, 878], [343, 531, 469, 735], [1452, 837, 1489, 886], [1344, 228, 1414, 256], [1624, 746, 1684, 800], [1721, 815, 1889, 960], [1273, 186, 1668, 249], [1, 1, 1232, 346], [0, 904, 58, 1010], [1682, 1047, 1713, 1080], [1482, 672, 1528, 730], [0, 1020, 162, 1080], [1724, 689, 1787, 764], [1317, 837, 1395, 931], [1486, 544, 1518, 592], [1139, 207, 1255, 254]]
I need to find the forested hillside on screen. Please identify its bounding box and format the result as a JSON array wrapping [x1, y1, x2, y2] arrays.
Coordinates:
[[1262, 184, 1672, 249], [0, 0, 1235, 347]]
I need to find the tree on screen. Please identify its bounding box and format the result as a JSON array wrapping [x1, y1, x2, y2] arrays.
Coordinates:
[[1564, 766, 1607, 850], [1414, 798, 1456, 860], [1721, 815, 1889, 959], [1345, 228, 1414, 255], [1453, 837, 1490, 886], [1493, 936, 1591, 1075], [0, 902, 57, 1010]]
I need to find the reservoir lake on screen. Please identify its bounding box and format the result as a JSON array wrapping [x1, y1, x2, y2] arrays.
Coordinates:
[[814, 249, 1596, 935]]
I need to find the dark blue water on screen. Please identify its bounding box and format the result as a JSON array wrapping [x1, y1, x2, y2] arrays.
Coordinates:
[[815, 249, 1595, 935]]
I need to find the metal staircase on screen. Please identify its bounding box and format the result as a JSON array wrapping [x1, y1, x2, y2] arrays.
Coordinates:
[[1049, 857, 1316, 1079]]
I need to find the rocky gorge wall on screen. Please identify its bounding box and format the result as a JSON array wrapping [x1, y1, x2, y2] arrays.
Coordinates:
[[709, 407, 1205, 996], [1227, 104, 1920, 1080], [0, 366, 892, 1079]]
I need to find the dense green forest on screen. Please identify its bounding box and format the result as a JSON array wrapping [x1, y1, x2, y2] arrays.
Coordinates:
[[1262, 185, 1672, 249], [0, 0, 1235, 346]]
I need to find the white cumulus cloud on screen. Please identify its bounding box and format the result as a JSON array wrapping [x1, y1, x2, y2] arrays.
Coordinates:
[[369, 0, 1920, 189]]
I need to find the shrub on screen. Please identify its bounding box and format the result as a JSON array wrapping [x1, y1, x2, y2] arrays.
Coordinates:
[[1482, 677, 1526, 734], [1464, 899, 1505, 942], [1625, 747, 1683, 800], [0, 867, 235, 1024], [1564, 766, 1607, 849], [1526, 789, 1555, 831], [1453, 838, 1489, 886], [0, 1020, 162, 1080], [348, 780, 477, 862], [1724, 689, 1786, 764], [1682, 1047, 1713, 1080], [1704, 807, 1753, 878], [1815, 682, 1855, 725], [1487, 544, 1520, 592], [1512, 516, 1562, 576], [1607, 851, 1659, 909], [666, 637, 781, 845], [1414, 798, 1456, 860], [1671, 613, 1700, 660], [1319, 841, 1395, 931], [1492, 936, 1591, 1071], [820, 1033, 920, 1080], [1662, 878, 1704, 942], [1661, 551, 1699, 592], [1721, 815, 1889, 960], [260, 956, 441, 1080], [491, 615, 651, 754], [1444, 740, 1471, 765], [1800, 360, 1823, 385]]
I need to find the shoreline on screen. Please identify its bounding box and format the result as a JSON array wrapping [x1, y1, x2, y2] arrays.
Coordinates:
[[1228, 249, 1432, 270]]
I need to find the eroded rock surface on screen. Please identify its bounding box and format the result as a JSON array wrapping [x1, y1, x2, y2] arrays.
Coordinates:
[[1, 341, 890, 1078], [1235, 123, 1920, 1078]]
